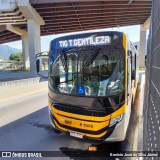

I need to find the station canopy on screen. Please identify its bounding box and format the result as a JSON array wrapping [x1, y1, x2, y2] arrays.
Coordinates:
[[0, 0, 152, 44]]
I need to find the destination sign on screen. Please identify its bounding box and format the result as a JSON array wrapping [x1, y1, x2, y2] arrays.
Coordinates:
[[58, 36, 111, 48]]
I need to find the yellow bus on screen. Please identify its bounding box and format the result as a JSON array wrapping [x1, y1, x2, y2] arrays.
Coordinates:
[[37, 31, 138, 141]]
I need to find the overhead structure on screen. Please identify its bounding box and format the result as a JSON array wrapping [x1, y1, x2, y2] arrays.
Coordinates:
[[0, 0, 152, 44], [0, 0, 152, 72]]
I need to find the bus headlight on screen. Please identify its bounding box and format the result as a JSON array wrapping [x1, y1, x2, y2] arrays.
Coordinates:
[[109, 114, 123, 127]]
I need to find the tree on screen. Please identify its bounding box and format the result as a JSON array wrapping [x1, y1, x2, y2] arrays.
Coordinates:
[[9, 53, 22, 62]]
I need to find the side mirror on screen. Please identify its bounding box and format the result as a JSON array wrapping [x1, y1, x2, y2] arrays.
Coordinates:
[[35, 51, 49, 78], [36, 59, 40, 73]]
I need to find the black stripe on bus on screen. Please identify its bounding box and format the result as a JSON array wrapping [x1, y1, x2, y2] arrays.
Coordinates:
[[55, 112, 110, 123]]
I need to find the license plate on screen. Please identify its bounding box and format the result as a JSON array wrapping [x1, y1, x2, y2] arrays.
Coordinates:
[[70, 132, 83, 139]]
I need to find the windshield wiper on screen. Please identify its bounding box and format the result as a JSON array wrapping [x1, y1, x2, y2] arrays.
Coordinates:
[[84, 48, 101, 68], [60, 49, 68, 73]]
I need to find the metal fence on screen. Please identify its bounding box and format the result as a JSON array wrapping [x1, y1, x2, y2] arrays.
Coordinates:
[[143, 0, 160, 158]]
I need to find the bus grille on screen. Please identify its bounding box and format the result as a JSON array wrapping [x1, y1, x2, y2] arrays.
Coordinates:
[[53, 104, 113, 117]]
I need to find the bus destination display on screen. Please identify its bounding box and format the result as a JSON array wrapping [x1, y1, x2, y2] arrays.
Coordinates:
[[58, 36, 111, 48]]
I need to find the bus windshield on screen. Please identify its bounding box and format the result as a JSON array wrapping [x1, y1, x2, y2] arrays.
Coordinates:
[[49, 46, 124, 97]]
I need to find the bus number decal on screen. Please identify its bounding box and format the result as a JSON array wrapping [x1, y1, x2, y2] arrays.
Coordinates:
[[83, 124, 93, 128], [65, 120, 72, 125]]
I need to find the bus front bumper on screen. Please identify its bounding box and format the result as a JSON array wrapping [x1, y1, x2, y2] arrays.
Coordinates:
[[48, 107, 126, 142]]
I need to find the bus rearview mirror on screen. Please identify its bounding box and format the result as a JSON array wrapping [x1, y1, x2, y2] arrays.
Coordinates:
[[36, 59, 40, 73], [35, 51, 49, 78]]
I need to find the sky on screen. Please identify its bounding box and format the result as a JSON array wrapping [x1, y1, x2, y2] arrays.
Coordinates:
[[3, 25, 148, 51]]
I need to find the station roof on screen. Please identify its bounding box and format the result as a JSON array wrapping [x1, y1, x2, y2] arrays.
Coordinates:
[[0, 0, 152, 44]]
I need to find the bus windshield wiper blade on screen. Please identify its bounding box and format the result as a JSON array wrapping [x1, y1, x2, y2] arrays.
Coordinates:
[[60, 49, 68, 72], [84, 48, 101, 68]]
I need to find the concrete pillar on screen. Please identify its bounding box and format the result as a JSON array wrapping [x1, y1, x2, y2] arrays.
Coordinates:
[[27, 19, 41, 72], [139, 25, 147, 68], [16, 0, 44, 73], [22, 35, 29, 69]]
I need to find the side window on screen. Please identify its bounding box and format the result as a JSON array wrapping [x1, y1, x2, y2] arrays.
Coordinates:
[[128, 52, 132, 94]]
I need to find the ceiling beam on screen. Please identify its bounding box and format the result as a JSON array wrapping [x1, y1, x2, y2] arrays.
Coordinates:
[[35, 5, 151, 9], [6, 24, 27, 36], [36, 6, 151, 13], [33, 3, 151, 9], [17, 0, 45, 25], [30, 0, 152, 4], [44, 17, 147, 25], [0, 15, 24, 20], [39, 9, 151, 17], [43, 15, 149, 23], [41, 11, 150, 18], [41, 20, 145, 32], [0, 18, 26, 23]]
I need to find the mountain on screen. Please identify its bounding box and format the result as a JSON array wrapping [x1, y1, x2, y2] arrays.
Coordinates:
[[0, 45, 22, 59]]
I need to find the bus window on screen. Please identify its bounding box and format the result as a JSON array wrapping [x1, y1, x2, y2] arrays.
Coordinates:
[[50, 51, 78, 94], [50, 47, 125, 97], [128, 55, 132, 96]]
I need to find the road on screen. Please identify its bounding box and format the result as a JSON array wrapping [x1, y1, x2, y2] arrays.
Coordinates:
[[0, 81, 142, 160]]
